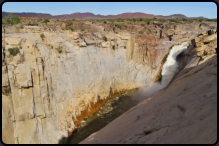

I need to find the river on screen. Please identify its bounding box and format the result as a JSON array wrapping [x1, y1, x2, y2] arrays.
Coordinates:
[[69, 89, 140, 144], [69, 41, 190, 144]]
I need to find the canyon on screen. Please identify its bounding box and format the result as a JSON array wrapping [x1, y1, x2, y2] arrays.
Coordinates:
[[2, 19, 217, 144]]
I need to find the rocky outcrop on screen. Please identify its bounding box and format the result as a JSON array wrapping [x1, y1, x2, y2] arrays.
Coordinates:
[[2, 21, 216, 144], [2, 30, 159, 144], [80, 32, 217, 144]]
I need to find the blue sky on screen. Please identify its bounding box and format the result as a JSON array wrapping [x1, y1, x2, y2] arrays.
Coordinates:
[[2, 2, 217, 19]]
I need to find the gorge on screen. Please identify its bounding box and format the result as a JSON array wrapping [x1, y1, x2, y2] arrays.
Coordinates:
[[2, 18, 217, 144]]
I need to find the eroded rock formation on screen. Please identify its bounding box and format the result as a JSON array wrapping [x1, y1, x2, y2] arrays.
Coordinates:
[[2, 21, 217, 144], [81, 29, 217, 144]]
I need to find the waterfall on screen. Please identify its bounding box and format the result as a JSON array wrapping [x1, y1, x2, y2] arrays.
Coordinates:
[[161, 42, 189, 86], [131, 42, 189, 101]]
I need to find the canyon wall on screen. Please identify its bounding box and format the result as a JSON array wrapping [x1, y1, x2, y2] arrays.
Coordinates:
[[81, 28, 217, 144], [2, 21, 216, 144]]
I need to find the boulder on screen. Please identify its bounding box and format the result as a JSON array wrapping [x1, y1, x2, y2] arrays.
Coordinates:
[[164, 29, 175, 36], [79, 41, 87, 47], [101, 42, 107, 48], [203, 33, 217, 43], [199, 23, 209, 30], [85, 40, 96, 45], [72, 32, 79, 40], [191, 36, 204, 48]]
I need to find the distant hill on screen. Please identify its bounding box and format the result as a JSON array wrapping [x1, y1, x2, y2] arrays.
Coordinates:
[[2, 11, 208, 19]]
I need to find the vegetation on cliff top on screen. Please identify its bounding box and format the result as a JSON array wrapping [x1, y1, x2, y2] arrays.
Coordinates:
[[2, 13, 21, 25], [8, 47, 20, 56], [43, 18, 50, 24]]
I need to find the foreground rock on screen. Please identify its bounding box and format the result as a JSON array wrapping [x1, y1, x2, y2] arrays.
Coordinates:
[[81, 54, 217, 144]]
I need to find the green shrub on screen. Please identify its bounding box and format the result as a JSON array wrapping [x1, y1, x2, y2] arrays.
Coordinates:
[[104, 21, 107, 24], [43, 19, 50, 24], [2, 88, 10, 95], [103, 36, 107, 42], [20, 46, 22, 49], [59, 50, 62, 54], [148, 28, 151, 32], [68, 26, 75, 31], [124, 46, 126, 49], [182, 18, 187, 22], [51, 46, 53, 49], [112, 45, 115, 50], [27, 46, 29, 48], [3, 13, 21, 25], [115, 24, 122, 29], [8, 47, 20, 56], [139, 30, 144, 34], [77, 41, 79, 43], [20, 24, 24, 29], [81, 28, 85, 31], [206, 19, 217, 22], [168, 18, 179, 23], [187, 19, 193, 23], [40, 33, 45, 41]]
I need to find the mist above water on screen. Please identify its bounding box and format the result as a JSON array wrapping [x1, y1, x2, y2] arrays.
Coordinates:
[[132, 42, 189, 101], [161, 42, 189, 86], [70, 42, 190, 144]]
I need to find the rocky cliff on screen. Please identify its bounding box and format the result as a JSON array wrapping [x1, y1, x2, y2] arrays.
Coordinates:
[[2, 21, 217, 144], [81, 29, 217, 144]]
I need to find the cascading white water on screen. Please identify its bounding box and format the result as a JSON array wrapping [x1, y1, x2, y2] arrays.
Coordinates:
[[161, 42, 189, 86], [71, 42, 190, 143], [131, 42, 190, 101]]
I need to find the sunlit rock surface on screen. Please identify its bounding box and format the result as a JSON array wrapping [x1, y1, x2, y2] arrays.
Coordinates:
[[2, 21, 217, 144], [81, 33, 217, 144], [80, 30, 217, 144]]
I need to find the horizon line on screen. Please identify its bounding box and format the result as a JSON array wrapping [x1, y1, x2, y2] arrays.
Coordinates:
[[2, 11, 209, 18]]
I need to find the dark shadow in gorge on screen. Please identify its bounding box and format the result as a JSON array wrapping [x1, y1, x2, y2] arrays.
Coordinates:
[[69, 91, 142, 144], [59, 43, 193, 144]]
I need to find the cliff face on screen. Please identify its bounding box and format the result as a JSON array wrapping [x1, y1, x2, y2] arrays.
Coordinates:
[[81, 30, 217, 144], [2, 21, 216, 144]]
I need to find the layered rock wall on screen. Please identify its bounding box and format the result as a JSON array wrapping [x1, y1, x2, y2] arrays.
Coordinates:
[[81, 29, 217, 145], [2, 21, 216, 144]]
